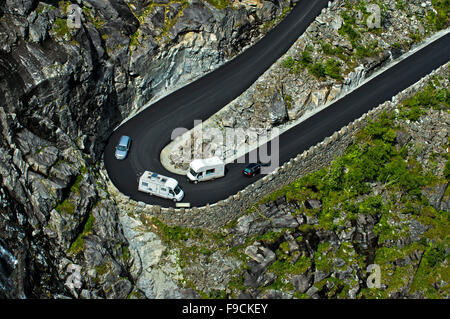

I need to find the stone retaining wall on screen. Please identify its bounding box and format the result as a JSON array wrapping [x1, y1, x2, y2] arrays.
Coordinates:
[[104, 62, 449, 231]]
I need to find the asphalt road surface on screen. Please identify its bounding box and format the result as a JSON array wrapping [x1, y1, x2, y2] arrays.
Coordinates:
[[104, 1, 450, 208]]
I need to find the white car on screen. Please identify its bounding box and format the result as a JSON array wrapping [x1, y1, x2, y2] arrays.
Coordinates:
[[187, 157, 225, 184]]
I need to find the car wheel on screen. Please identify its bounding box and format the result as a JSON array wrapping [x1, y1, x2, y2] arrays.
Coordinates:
[[173, 198, 177, 202], [194, 180, 198, 184]]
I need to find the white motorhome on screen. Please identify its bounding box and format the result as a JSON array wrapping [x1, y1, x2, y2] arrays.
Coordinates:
[[138, 171, 184, 202], [187, 157, 225, 184]]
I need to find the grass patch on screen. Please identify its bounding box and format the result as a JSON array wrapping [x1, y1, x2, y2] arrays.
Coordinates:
[[51, 17, 71, 39], [399, 82, 449, 121], [204, 0, 231, 10], [55, 199, 75, 215], [67, 212, 95, 255]]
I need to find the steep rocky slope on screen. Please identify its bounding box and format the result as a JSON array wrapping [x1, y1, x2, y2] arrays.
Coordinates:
[[0, 0, 448, 299], [0, 0, 293, 298], [122, 66, 449, 298]]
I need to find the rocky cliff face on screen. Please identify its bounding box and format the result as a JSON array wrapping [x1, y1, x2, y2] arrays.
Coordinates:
[[119, 68, 449, 299], [0, 0, 293, 298], [1, 0, 448, 299]]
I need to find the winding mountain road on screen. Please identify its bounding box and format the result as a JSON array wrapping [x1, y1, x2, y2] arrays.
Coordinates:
[[104, 0, 450, 208]]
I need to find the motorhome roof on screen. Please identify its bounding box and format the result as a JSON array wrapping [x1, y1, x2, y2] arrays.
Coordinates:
[[190, 157, 224, 172], [140, 171, 178, 189]]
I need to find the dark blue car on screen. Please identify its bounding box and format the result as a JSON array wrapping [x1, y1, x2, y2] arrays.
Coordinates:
[[242, 163, 262, 177]]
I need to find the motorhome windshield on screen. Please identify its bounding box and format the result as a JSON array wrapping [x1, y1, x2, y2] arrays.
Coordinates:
[[189, 168, 200, 177], [174, 185, 181, 195]]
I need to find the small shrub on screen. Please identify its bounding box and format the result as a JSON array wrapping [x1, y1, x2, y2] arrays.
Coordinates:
[[282, 56, 295, 69], [55, 199, 75, 215], [396, 0, 406, 10], [358, 195, 383, 215], [324, 58, 343, 80], [309, 62, 326, 79], [424, 243, 446, 267], [444, 160, 450, 179], [355, 40, 379, 58], [300, 50, 313, 67], [52, 17, 70, 39], [284, 94, 293, 109]]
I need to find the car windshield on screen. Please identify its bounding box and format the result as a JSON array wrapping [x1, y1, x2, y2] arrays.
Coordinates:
[[117, 145, 127, 151], [244, 168, 251, 173], [174, 185, 181, 195]]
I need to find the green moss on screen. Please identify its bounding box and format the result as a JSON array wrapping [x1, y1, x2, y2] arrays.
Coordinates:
[[257, 229, 285, 245], [426, 0, 450, 31], [444, 159, 450, 179], [308, 62, 326, 80], [355, 40, 380, 59], [95, 262, 110, 277], [67, 212, 96, 255], [234, 74, 449, 297], [82, 6, 106, 30], [204, 0, 231, 9], [293, 292, 310, 299], [58, 1, 71, 14], [55, 199, 75, 215], [282, 56, 295, 69], [399, 83, 449, 122], [151, 217, 203, 245], [410, 244, 450, 298], [122, 245, 131, 262], [339, 11, 360, 41], [51, 18, 71, 39], [324, 58, 343, 80], [127, 290, 144, 299], [70, 174, 83, 194]]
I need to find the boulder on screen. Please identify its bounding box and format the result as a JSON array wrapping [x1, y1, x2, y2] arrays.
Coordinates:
[[291, 274, 312, 293], [422, 183, 448, 211], [258, 1, 278, 22], [287, 90, 311, 120], [305, 199, 322, 210], [270, 211, 299, 229], [269, 91, 287, 125], [106, 279, 132, 299], [28, 11, 49, 43], [244, 242, 276, 268], [395, 130, 411, 147], [306, 286, 319, 299]]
